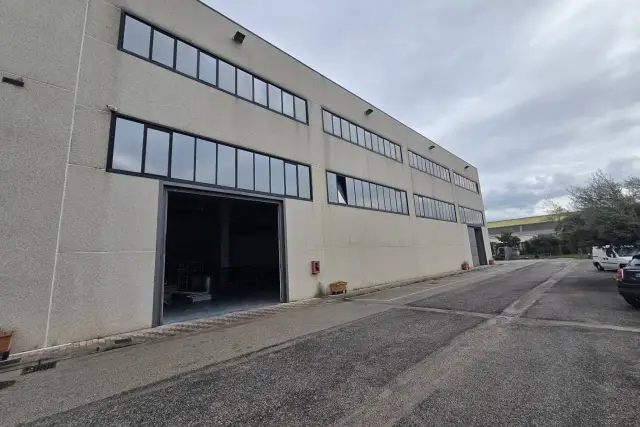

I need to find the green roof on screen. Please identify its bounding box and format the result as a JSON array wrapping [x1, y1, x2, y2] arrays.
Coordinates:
[[487, 214, 558, 229]]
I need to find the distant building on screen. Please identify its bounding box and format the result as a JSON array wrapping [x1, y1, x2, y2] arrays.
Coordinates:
[[487, 215, 559, 244]]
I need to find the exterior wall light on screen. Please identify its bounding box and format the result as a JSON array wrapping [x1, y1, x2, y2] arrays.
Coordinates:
[[365, 108, 374, 115], [429, 145, 435, 150], [233, 31, 246, 44]]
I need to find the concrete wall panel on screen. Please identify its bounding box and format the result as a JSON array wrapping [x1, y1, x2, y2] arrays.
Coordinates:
[[0, 0, 87, 90], [0, 79, 75, 351], [58, 164, 159, 253], [46, 250, 155, 346]]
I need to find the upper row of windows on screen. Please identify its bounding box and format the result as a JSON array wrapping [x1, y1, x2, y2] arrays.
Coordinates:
[[322, 109, 402, 162], [120, 14, 308, 123], [118, 13, 481, 194]]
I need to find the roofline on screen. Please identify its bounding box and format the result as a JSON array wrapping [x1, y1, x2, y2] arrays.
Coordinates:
[[195, 1, 477, 170], [487, 214, 561, 228]]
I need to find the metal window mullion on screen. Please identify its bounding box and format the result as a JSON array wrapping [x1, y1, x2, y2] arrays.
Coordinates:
[[268, 155, 272, 194], [172, 38, 177, 69], [148, 29, 155, 60], [292, 93, 297, 120], [141, 125, 148, 173], [192, 137, 197, 182], [234, 66, 238, 95], [214, 142, 219, 185], [167, 131, 173, 178], [294, 163, 299, 197], [196, 49, 201, 80], [215, 55, 219, 87]]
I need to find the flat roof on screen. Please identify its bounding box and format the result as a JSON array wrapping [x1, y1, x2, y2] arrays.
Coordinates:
[[487, 214, 558, 228], [195, 1, 477, 170]]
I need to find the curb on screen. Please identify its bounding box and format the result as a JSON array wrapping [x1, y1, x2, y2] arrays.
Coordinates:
[[335, 264, 497, 299], [0, 298, 332, 374], [1, 263, 508, 373]]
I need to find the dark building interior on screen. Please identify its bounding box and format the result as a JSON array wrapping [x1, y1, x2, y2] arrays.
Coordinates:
[[163, 191, 281, 323]]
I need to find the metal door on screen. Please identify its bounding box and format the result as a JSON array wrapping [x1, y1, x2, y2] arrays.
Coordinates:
[[468, 227, 481, 266]]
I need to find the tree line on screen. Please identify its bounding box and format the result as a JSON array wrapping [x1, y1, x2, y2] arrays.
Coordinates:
[[496, 171, 640, 255]]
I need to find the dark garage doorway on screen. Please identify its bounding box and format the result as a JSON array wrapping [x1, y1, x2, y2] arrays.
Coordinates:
[[161, 190, 283, 324], [467, 226, 488, 267]]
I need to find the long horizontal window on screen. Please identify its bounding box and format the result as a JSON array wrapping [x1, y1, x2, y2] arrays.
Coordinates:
[[326, 172, 408, 215], [414, 194, 457, 222], [460, 206, 485, 225], [453, 172, 479, 193], [119, 13, 308, 124], [408, 151, 450, 182], [322, 109, 402, 163], [109, 115, 312, 200]]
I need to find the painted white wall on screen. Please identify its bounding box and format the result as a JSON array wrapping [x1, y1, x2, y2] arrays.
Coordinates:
[[1, 0, 491, 351]]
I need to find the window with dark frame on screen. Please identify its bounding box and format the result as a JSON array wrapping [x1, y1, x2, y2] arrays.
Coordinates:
[[321, 109, 403, 163], [119, 13, 308, 124], [414, 194, 457, 222], [459, 206, 485, 225], [109, 116, 312, 201], [453, 172, 479, 194], [408, 150, 451, 183], [325, 172, 408, 215]]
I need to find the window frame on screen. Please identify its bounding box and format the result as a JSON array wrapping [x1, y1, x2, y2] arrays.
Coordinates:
[[118, 12, 309, 125], [453, 172, 480, 194], [321, 108, 404, 164], [107, 113, 313, 202], [408, 150, 451, 183], [459, 206, 485, 225], [414, 193, 458, 223], [325, 170, 409, 216]]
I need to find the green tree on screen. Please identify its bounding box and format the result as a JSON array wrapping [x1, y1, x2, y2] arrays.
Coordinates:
[[552, 171, 640, 248], [496, 231, 521, 248]]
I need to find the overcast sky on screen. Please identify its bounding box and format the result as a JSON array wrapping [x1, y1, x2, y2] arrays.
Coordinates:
[[203, 0, 640, 221]]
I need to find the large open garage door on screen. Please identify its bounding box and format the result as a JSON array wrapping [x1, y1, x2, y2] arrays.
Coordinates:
[[467, 226, 488, 267], [160, 190, 283, 324]]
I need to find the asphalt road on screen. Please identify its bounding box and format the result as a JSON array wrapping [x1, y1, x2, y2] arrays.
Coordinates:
[[9, 260, 640, 426]]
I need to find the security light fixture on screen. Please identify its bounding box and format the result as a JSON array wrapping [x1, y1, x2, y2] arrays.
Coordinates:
[[233, 31, 246, 44], [464, 165, 470, 170], [429, 145, 435, 150], [365, 108, 374, 116]]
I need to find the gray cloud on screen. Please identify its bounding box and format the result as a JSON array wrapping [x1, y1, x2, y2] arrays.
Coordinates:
[[203, 0, 640, 220]]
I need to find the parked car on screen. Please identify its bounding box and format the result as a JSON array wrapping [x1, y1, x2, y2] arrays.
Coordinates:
[[592, 245, 640, 271], [616, 256, 640, 309]]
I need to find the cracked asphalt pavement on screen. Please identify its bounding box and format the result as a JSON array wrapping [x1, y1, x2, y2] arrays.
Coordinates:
[[4, 260, 640, 426]]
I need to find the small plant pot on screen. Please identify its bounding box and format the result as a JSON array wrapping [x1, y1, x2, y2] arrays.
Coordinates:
[[329, 281, 348, 295], [461, 263, 470, 271], [489, 260, 495, 265], [0, 331, 13, 361]]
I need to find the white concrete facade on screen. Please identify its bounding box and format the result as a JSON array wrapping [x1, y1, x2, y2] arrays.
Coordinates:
[[0, 0, 491, 352]]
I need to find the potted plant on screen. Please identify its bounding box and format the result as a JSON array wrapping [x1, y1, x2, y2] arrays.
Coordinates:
[[0, 330, 13, 361], [489, 259, 495, 265], [461, 261, 470, 271], [329, 280, 348, 295]]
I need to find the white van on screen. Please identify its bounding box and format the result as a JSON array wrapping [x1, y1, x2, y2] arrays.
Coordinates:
[[592, 246, 640, 271]]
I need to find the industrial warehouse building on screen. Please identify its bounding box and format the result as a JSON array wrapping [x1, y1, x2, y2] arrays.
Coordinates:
[[1, 0, 491, 353]]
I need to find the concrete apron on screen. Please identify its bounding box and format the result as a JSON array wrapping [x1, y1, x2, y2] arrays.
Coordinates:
[[0, 264, 498, 374]]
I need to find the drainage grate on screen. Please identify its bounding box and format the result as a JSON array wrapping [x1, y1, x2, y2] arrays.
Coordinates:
[[21, 361, 57, 375], [113, 338, 133, 345]]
